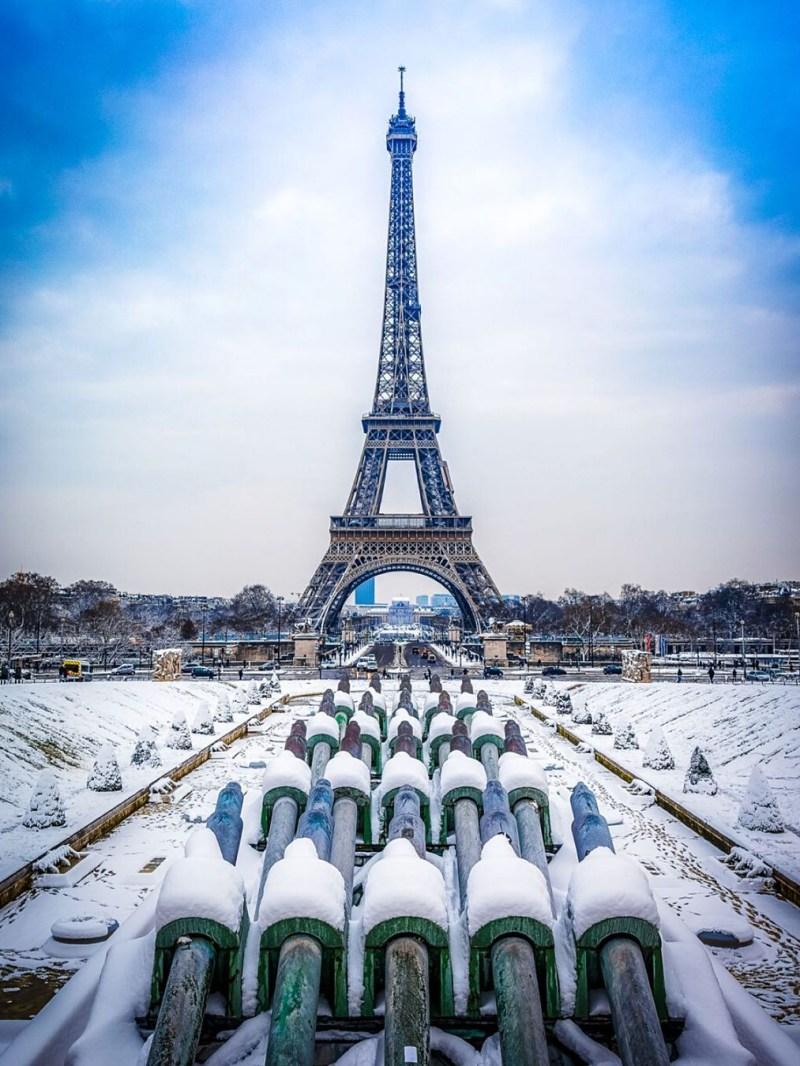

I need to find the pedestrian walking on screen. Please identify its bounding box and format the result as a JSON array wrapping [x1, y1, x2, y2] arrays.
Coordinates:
[[0, 663, 8, 684], [238, 667, 244, 681], [14, 664, 22, 684], [677, 667, 683, 683], [708, 664, 715, 683], [732, 667, 738, 683]]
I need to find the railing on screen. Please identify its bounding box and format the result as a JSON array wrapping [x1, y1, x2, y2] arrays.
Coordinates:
[[330, 514, 472, 530]]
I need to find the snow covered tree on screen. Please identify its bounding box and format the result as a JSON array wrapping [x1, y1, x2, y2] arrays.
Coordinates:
[[247, 682, 261, 706], [166, 710, 193, 750], [130, 727, 161, 768], [23, 772, 66, 828], [642, 728, 674, 770], [572, 705, 593, 725], [214, 693, 233, 723], [613, 720, 638, 750], [683, 746, 718, 795], [87, 745, 123, 791], [191, 701, 215, 735], [554, 691, 573, 715], [737, 767, 784, 832], [270, 670, 281, 693], [591, 712, 613, 735]]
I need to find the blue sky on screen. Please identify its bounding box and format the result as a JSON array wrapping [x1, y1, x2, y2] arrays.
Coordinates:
[[1, 0, 798, 597]]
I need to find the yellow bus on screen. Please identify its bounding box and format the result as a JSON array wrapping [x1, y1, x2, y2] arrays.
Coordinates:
[[63, 659, 92, 681]]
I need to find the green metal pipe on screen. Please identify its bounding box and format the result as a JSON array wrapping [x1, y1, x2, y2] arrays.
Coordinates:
[[146, 936, 216, 1066], [384, 936, 430, 1066], [362, 744, 373, 772], [331, 794, 358, 912], [453, 797, 481, 907], [264, 934, 323, 1066], [310, 739, 332, 784], [437, 739, 450, 767], [600, 937, 670, 1066], [255, 794, 299, 913], [491, 936, 549, 1066], [514, 797, 554, 909]]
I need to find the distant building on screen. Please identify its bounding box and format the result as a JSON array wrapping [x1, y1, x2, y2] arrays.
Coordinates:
[[416, 594, 430, 607], [387, 597, 414, 626], [355, 578, 376, 606], [431, 593, 457, 610]]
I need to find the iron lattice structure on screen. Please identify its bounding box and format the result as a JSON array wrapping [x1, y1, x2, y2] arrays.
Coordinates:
[[298, 74, 502, 634]]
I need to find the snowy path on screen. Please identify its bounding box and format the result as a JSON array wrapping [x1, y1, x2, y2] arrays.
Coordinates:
[[504, 696, 800, 1028]]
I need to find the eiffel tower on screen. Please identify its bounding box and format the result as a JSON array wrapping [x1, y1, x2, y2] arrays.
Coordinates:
[[297, 71, 502, 634]]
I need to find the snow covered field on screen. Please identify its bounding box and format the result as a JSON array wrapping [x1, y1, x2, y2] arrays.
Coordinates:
[[526, 682, 800, 881], [0, 681, 265, 880], [0, 678, 797, 1065]]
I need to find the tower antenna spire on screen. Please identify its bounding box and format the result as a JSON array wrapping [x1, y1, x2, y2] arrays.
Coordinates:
[[398, 65, 406, 115]]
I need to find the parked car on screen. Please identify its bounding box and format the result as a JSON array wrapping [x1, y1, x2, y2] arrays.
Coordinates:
[[111, 663, 135, 676], [483, 665, 504, 678], [259, 662, 281, 671], [541, 666, 566, 676], [356, 656, 378, 671], [745, 670, 771, 682], [181, 662, 199, 674], [191, 665, 215, 678], [602, 664, 623, 675]]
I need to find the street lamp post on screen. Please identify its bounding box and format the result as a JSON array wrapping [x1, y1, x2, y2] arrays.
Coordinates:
[[276, 596, 284, 668], [795, 612, 799, 674], [740, 619, 746, 680], [201, 600, 208, 664], [6, 609, 15, 669]]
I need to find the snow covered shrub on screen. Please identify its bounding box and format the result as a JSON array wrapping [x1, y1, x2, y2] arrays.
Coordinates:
[[572, 705, 593, 725], [214, 693, 234, 723], [166, 710, 193, 750], [247, 682, 261, 706], [737, 767, 784, 833], [23, 772, 66, 828], [542, 685, 559, 707], [554, 691, 573, 715], [642, 728, 674, 771], [683, 747, 718, 795], [591, 712, 613, 735], [530, 679, 548, 700], [87, 746, 123, 791], [270, 670, 281, 693], [524, 677, 534, 693], [191, 702, 215, 735], [130, 728, 161, 769], [613, 720, 638, 750]]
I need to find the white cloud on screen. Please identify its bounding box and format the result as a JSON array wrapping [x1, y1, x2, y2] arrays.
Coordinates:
[[1, 2, 798, 597]]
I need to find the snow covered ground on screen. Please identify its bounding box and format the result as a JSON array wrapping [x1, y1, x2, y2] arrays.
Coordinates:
[[0, 678, 797, 1065], [0, 681, 267, 880], [526, 682, 800, 881]]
